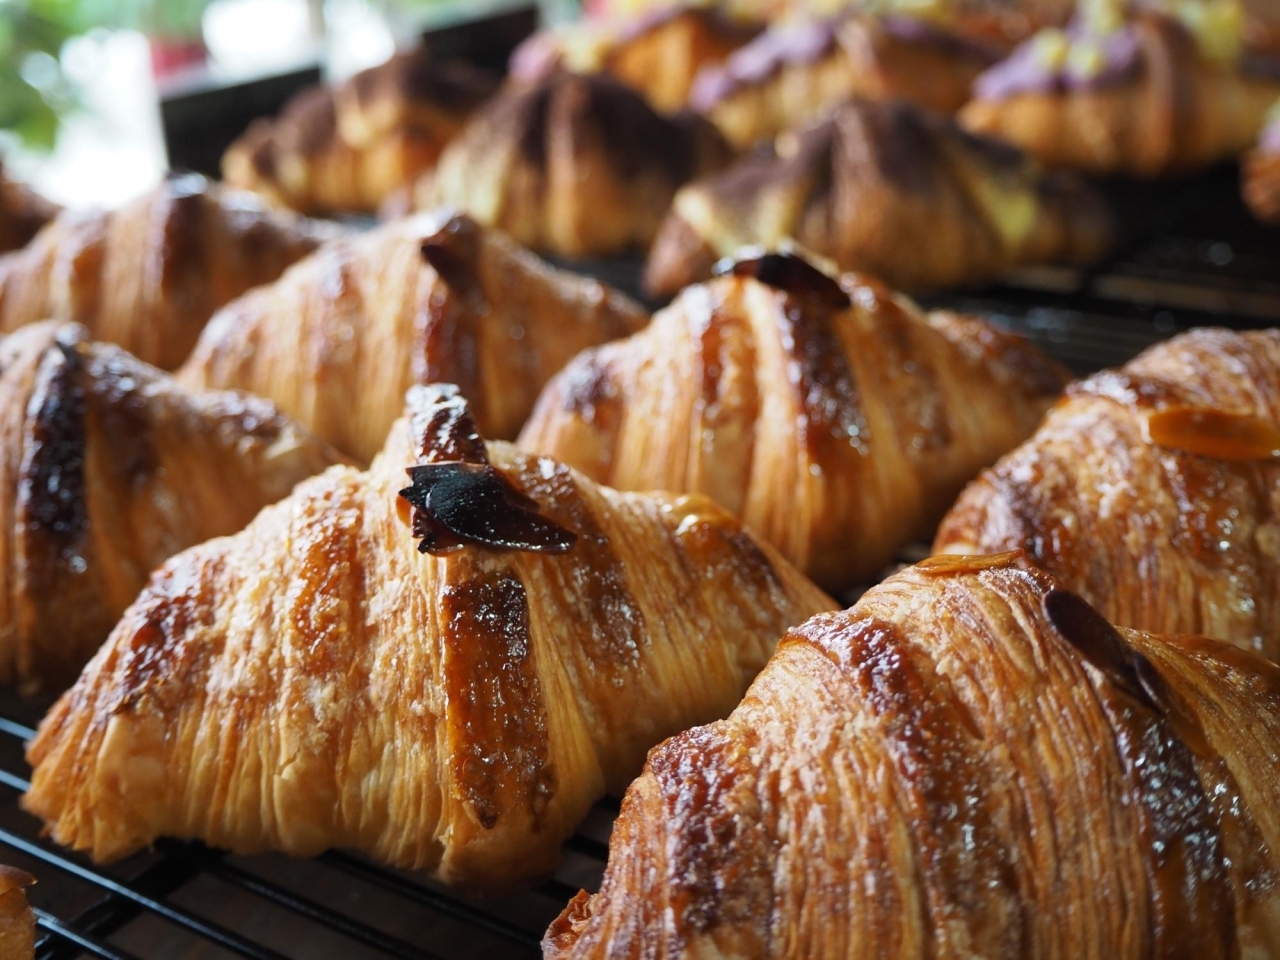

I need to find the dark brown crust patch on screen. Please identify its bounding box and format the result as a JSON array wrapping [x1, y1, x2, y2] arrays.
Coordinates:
[[441, 571, 554, 830]]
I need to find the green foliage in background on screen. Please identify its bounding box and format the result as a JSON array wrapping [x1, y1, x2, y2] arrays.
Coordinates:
[[0, 0, 211, 151]]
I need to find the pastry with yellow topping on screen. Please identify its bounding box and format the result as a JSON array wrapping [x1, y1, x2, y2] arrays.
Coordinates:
[[961, 0, 1280, 176]]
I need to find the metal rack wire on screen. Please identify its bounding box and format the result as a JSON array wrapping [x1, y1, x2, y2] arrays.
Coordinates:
[[1, 164, 1276, 958]]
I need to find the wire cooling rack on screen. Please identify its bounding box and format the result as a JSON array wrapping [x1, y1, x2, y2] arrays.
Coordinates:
[[2, 164, 1276, 959]]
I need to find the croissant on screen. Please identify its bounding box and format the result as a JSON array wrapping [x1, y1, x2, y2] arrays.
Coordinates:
[[547, 552, 1280, 958], [509, 4, 762, 113], [179, 211, 647, 463], [960, 7, 1280, 177], [1243, 110, 1280, 223], [405, 72, 733, 258], [520, 252, 1069, 593], [644, 97, 1116, 298], [21, 384, 834, 888], [0, 320, 343, 693], [936, 327, 1280, 659], [223, 49, 498, 216], [0, 867, 34, 960], [0, 174, 339, 371], [0, 166, 58, 255], [688, 12, 1000, 150]]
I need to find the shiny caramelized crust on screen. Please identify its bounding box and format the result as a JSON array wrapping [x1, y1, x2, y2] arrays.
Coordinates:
[[0, 865, 35, 960], [0, 166, 58, 255], [961, 11, 1280, 177], [178, 211, 647, 463], [408, 73, 733, 259], [0, 321, 343, 693], [0, 174, 338, 371], [645, 98, 1115, 297], [223, 49, 498, 216], [21, 385, 833, 886], [1244, 147, 1280, 225], [937, 328, 1280, 658], [519, 257, 1069, 592], [510, 4, 762, 113], [688, 12, 999, 150], [546, 554, 1280, 959]]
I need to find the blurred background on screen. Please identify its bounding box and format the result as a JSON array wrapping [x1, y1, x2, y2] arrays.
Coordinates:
[[0, 0, 596, 206]]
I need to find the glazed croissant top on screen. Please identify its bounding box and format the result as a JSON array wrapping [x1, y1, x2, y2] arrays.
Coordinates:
[[22, 384, 833, 887], [645, 97, 1116, 297], [223, 48, 499, 215], [0, 866, 34, 960], [0, 165, 58, 254], [687, 11, 1001, 150], [407, 72, 733, 259], [0, 321, 343, 693], [547, 552, 1280, 958], [961, 6, 1280, 177], [179, 210, 648, 463], [521, 252, 1069, 592], [510, 3, 762, 113], [936, 327, 1280, 660], [0, 174, 341, 371]]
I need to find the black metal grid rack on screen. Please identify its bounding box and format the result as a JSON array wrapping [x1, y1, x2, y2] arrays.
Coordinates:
[[1, 165, 1277, 959]]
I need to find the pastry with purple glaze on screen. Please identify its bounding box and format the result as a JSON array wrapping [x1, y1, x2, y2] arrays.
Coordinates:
[[689, 10, 1002, 149], [1243, 102, 1280, 223], [509, 3, 761, 113], [406, 72, 733, 258], [961, 2, 1280, 176], [645, 98, 1115, 296]]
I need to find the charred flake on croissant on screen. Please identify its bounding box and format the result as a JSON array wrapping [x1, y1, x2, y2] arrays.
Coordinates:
[[397, 384, 577, 554]]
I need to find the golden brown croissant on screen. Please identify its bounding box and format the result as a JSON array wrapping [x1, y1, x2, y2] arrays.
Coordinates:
[[547, 551, 1280, 958], [1243, 109, 1280, 223], [179, 211, 647, 463], [0, 867, 34, 960], [688, 12, 1000, 149], [960, 7, 1280, 177], [520, 252, 1069, 592], [509, 4, 762, 113], [936, 327, 1280, 659], [21, 384, 833, 887], [406, 72, 733, 258], [645, 97, 1116, 298], [0, 174, 339, 371], [0, 166, 58, 255], [0, 320, 343, 694], [223, 49, 498, 216]]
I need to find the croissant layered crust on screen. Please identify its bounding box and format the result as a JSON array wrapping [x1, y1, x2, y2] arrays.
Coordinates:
[[644, 98, 1115, 297], [0, 166, 58, 255], [520, 254, 1069, 592], [409, 73, 733, 259], [510, 4, 762, 113], [22, 385, 833, 886], [688, 12, 999, 150], [961, 9, 1280, 177], [936, 327, 1280, 659], [0, 321, 342, 693], [223, 50, 498, 215], [0, 174, 340, 371], [178, 211, 648, 463], [0, 865, 35, 960], [546, 554, 1280, 958]]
